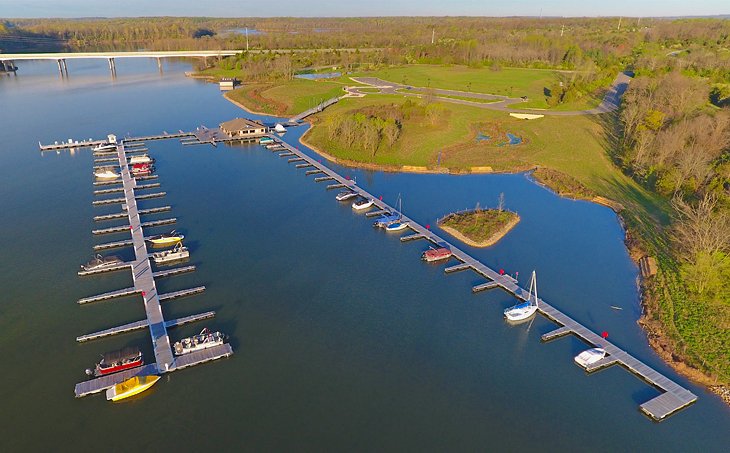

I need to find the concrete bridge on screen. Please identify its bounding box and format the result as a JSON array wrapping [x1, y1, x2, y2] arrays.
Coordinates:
[[0, 50, 242, 76], [0, 48, 383, 76]]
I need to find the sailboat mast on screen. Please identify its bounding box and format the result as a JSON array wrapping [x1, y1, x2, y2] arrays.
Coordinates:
[[532, 270, 538, 306]]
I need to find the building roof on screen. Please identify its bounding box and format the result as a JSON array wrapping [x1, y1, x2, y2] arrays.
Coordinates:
[[220, 117, 265, 131]]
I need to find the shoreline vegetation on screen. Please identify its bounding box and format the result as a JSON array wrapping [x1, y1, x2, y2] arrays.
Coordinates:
[[438, 208, 520, 248]]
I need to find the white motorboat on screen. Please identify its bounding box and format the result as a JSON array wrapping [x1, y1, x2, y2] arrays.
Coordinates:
[[129, 154, 154, 164], [385, 221, 409, 232], [574, 348, 607, 369], [94, 168, 120, 179], [336, 191, 358, 201], [504, 270, 539, 322], [93, 143, 116, 152], [174, 328, 226, 356], [352, 198, 374, 211], [151, 243, 189, 264]]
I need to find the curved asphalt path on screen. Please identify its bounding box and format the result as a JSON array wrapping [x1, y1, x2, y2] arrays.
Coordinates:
[[349, 71, 632, 116]]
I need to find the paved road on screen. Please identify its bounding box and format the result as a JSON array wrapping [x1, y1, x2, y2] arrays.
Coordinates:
[[349, 71, 632, 116]]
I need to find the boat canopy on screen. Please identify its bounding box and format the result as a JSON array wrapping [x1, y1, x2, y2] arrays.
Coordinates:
[[103, 346, 140, 363]]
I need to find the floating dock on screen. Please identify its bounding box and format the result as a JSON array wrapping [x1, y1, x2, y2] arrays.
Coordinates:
[[69, 140, 231, 398], [264, 135, 697, 421]]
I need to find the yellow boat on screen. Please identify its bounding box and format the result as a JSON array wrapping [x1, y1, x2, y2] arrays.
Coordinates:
[[146, 231, 184, 247], [105, 375, 160, 401]]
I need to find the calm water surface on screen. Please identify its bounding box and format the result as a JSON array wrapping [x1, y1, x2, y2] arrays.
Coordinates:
[[0, 59, 728, 451]]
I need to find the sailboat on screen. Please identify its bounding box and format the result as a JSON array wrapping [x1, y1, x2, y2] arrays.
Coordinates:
[[385, 195, 409, 232], [504, 270, 539, 322]]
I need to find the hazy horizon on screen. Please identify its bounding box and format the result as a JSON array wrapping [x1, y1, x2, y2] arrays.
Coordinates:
[[0, 0, 728, 19]]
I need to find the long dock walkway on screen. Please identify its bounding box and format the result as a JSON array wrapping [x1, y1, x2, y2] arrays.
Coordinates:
[[115, 143, 175, 371], [268, 135, 697, 421]]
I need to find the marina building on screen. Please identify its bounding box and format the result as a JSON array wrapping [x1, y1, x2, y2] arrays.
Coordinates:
[[219, 118, 268, 138]]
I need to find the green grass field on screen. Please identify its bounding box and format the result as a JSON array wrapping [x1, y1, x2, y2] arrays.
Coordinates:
[[306, 95, 669, 225], [352, 65, 602, 111], [226, 79, 345, 116]]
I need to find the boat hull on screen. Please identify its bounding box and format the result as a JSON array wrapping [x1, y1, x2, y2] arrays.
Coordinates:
[[96, 357, 143, 377], [504, 304, 538, 322], [147, 236, 184, 247], [385, 222, 408, 232], [106, 375, 160, 401]]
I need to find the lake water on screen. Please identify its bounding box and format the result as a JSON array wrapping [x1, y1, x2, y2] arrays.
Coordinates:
[[0, 59, 728, 451]]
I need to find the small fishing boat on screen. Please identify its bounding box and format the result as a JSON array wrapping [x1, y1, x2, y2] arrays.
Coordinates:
[[385, 221, 409, 232], [373, 212, 399, 228], [422, 247, 452, 262], [106, 375, 160, 401], [128, 154, 154, 164], [151, 243, 189, 264], [93, 143, 116, 152], [574, 348, 607, 369], [336, 191, 358, 201], [174, 328, 226, 356], [94, 167, 120, 179], [504, 270, 539, 322], [86, 347, 143, 377], [81, 254, 124, 272], [146, 230, 184, 247], [352, 198, 374, 211]]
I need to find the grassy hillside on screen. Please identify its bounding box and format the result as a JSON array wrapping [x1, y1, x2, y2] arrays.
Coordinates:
[[226, 79, 345, 116]]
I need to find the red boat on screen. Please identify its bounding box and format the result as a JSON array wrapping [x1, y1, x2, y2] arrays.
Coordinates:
[[131, 163, 153, 176], [86, 347, 143, 377], [422, 247, 452, 262]]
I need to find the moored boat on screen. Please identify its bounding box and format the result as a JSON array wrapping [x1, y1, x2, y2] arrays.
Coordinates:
[[373, 212, 399, 228], [259, 137, 274, 144], [385, 221, 409, 232], [422, 247, 452, 262], [336, 191, 358, 201], [151, 243, 189, 264], [504, 270, 539, 322], [174, 328, 226, 356], [131, 163, 153, 176], [128, 154, 154, 164], [146, 230, 184, 247], [106, 375, 160, 401], [352, 198, 374, 211], [93, 143, 116, 152], [94, 167, 120, 179], [81, 254, 124, 272], [86, 347, 143, 377], [574, 348, 607, 369]]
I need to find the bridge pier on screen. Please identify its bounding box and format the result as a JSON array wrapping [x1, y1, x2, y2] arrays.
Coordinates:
[[56, 59, 68, 77], [108, 57, 117, 76], [157, 57, 163, 73], [1, 60, 17, 74]]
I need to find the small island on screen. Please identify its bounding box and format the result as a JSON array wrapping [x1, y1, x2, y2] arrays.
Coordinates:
[[438, 206, 520, 247]]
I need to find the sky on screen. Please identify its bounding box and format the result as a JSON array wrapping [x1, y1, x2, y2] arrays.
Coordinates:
[[0, 0, 728, 19]]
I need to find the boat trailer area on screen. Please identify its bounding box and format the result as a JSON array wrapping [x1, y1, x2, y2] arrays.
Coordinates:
[[42, 130, 695, 419], [68, 141, 232, 399]]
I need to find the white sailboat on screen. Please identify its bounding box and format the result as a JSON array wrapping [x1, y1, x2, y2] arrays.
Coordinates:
[[504, 270, 539, 322], [385, 195, 409, 231]]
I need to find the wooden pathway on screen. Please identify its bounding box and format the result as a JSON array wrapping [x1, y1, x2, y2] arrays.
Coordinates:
[[268, 135, 697, 421]]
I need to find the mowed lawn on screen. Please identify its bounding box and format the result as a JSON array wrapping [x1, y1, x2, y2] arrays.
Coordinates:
[[306, 95, 668, 224], [353, 65, 602, 110], [226, 79, 345, 116]]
